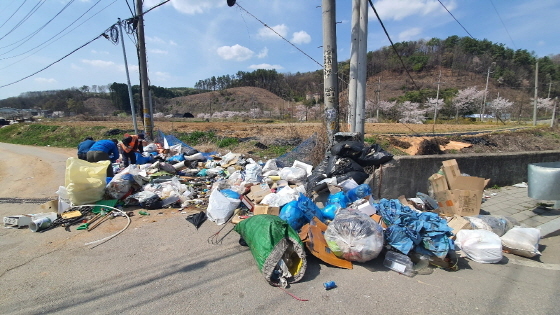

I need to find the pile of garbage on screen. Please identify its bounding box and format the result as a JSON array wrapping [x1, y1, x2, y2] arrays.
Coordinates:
[[3, 132, 543, 289]]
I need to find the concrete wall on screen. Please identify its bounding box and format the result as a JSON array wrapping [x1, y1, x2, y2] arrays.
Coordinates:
[[369, 150, 560, 199]]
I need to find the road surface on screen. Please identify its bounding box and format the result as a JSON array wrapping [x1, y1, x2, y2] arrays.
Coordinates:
[[0, 143, 559, 314]]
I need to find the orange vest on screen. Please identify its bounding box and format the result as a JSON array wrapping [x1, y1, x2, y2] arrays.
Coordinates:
[[121, 135, 139, 153]]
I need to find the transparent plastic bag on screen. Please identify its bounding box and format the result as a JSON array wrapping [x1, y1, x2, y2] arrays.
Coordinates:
[[324, 209, 384, 262], [465, 215, 519, 237]]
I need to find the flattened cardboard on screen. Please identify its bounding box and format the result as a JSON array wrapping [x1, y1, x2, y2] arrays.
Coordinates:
[[253, 204, 280, 216], [447, 215, 472, 239], [451, 189, 482, 217], [299, 218, 353, 269], [370, 213, 387, 229]]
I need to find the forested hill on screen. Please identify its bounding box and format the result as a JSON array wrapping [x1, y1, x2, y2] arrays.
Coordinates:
[[1, 35, 559, 118]]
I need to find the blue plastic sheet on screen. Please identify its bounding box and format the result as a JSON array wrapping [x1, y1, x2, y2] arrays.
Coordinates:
[[375, 198, 454, 257]]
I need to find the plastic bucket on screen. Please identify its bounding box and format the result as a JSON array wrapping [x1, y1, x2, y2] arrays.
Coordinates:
[[29, 217, 53, 232]]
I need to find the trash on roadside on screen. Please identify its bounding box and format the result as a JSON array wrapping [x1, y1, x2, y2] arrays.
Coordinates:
[[455, 229, 503, 264], [234, 215, 306, 288], [500, 227, 542, 258]]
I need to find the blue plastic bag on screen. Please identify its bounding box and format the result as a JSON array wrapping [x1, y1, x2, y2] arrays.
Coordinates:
[[279, 200, 307, 232], [346, 184, 372, 203]]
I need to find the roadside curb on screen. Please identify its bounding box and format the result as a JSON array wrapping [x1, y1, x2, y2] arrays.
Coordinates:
[[537, 217, 560, 238]]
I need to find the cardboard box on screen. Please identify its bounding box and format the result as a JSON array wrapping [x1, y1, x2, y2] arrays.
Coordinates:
[[447, 214, 472, 238], [253, 204, 280, 216], [432, 159, 489, 217], [429, 173, 448, 193], [246, 184, 271, 203]]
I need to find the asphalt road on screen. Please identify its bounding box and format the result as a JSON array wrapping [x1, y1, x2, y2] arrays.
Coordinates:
[[1, 143, 559, 314]]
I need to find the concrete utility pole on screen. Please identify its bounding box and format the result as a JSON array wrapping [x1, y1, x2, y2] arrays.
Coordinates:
[[533, 61, 538, 126], [552, 97, 558, 128], [118, 18, 138, 135], [355, 0, 368, 139], [322, 0, 339, 147], [376, 77, 380, 121], [348, 0, 367, 140], [481, 63, 493, 121], [348, 0, 358, 132], [434, 69, 442, 125], [135, 0, 153, 139]]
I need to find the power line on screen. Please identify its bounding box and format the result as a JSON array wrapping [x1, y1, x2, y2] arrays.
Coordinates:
[[437, 0, 474, 39], [0, 0, 46, 42], [368, 0, 419, 90], [0, 0, 28, 31], [489, 0, 516, 50], [0, 34, 104, 89], [0, 0, 118, 69], [0, 0, 76, 53]]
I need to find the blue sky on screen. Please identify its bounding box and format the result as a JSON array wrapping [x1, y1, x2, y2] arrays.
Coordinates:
[[0, 0, 559, 100]]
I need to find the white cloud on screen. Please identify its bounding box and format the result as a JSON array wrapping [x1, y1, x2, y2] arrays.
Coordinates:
[[153, 71, 171, 81], [257, 47, 268, 58], [143, 0, 225, 15], [216, 44, 254, 61], [146, 36, 166, 44], [34, 77, 57, 83], [291, 30, 311, 44], [257, 24, 288, 40], [398, 27, 422, 41], [169, 40, 178, 46], [248, 63, 283, 70], [71, 63, 82, 70], [81, 59, 116, 67], [149, 49, 168, 55], [374, 0, 456, 21], [91, 50, 109, 55]]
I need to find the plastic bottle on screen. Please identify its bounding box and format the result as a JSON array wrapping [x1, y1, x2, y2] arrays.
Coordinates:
[[383, 251, 416, 277]]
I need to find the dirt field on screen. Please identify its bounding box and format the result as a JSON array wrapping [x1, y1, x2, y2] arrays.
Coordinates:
[[39, 119, 560, 155]]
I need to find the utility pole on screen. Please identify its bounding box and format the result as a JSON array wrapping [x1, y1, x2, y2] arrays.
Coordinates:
[[348, 0, 367, 140], [118, 18, 138, 135], [322, 0, 339, 147], [135, 0, 153, 139], [552, 97, 558, 128], [376, 77, 380, 121], [355, 0, 368, 140], [533, 61, 538, 126], [481, 63, 494, 122], [434, 69, 442, 125]]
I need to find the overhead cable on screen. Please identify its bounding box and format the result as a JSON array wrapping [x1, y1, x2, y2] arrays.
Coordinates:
[[437, 0, 474, 39], [368, 0, 419, 90], [0, 0, 29, 31], [0, 0, 45, 42], [0, 0, 76, 53], [0, 34, 104, 88]]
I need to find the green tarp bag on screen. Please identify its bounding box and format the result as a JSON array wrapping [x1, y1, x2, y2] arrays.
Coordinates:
[[234, 214, 306, 287]]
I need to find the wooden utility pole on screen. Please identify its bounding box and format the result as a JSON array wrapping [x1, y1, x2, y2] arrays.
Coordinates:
[[322, 0, 339, 147], [135, 0, 153, 139]]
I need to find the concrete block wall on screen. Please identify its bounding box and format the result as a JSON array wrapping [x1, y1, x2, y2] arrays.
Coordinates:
[[369, 150, 560, 199]]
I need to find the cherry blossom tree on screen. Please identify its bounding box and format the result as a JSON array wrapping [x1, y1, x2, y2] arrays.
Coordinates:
[[398, 101, 426, 124], [452, 87, 485, 120], [424, 97, 444, 120], [532, 97, 554, 110], [487, 96, 513, 123], [377, 100, 398, 121]]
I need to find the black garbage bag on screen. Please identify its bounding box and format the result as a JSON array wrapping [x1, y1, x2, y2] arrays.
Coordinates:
[[355, 143, 394, 167], [327, 156, 364, 176], [140, 194, 163, 209], [186, 211, 207, 229], [336, 170, 369, 185], [330, 141, 364, 159]]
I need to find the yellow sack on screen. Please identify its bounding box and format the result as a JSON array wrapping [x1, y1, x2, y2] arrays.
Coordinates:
[[65, 157, 109, 205]]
